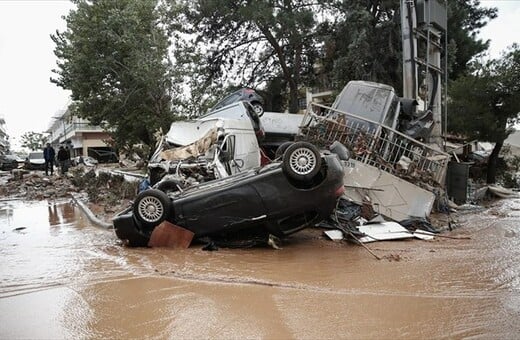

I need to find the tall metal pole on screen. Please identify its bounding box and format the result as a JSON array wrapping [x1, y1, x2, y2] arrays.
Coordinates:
[[401, 0, 418, 100]]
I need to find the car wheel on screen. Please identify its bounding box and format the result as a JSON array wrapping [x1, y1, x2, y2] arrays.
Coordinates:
[[133, 189, 171, 228], [282, 142, 322, 182], [251, 101, 264, 117], [274, 141, 294, 160]]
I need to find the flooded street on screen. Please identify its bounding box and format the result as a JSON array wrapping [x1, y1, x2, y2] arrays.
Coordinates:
[[1, 198, 520, 339]]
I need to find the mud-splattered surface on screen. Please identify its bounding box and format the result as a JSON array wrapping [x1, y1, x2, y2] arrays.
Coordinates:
[[1, 198, 520, 339]]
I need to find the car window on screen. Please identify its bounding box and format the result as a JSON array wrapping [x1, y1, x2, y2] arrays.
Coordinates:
[[221, 135, 235, 154], [219, 135, 236, 163], [334, 84, 392, 123], [29, 152, 44, 159], [219, 92, 241, 107]]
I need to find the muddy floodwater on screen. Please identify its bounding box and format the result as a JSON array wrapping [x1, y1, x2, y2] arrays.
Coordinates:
[[1, 198, 520, 339]]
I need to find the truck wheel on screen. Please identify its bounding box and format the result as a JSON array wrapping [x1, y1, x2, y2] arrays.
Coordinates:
[[282, 142, 321, 182], [274, 141, 293, 160], [133, 189, 171, 228]]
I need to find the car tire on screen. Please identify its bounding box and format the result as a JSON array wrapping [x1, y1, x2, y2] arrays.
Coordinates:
[[274, 141, 294, 160], [133, 189, 172, 228], [251, 101, 264, 117], [282, 142, 322, 182]]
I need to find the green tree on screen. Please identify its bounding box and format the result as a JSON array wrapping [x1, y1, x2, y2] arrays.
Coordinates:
[[321, 0, 402, 91], [448, 45, 520, 184], [166, 0, 330, 113], [167, 0, 496, 115], [20, 132, 48, 151], [447, 0, 497, 79], [51, 0, 177, 152], [320, 0, 497, 93]]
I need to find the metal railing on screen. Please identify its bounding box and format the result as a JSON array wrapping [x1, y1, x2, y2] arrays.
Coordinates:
[[299, 102, 449, 186], [64, 123, 103, 135]]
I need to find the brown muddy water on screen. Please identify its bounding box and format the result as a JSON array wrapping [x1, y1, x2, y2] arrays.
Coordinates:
[[1, 198, 520, 339]]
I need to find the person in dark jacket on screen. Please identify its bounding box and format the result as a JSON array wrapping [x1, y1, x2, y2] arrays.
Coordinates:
[[43, 143, 56, 176], [57, 146, 70, 175]]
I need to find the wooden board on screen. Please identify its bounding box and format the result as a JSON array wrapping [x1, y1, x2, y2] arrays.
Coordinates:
[[148, 221, 194, 248]]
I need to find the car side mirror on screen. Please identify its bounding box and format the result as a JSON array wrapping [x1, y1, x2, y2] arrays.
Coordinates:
[[329, 141, 350, 161]]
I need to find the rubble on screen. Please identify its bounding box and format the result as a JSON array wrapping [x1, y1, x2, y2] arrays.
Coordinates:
[[1, 86, 516, 251], [0, 160, 508, 252], [0, 170, 78, 200], [0, 166, 136, 225]]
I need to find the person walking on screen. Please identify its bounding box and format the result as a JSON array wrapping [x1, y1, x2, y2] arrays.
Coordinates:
[[43, 143, 55, 176], [57, 146, 70, 175]]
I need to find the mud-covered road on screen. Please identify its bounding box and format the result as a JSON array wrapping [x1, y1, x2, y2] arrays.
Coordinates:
[[1, 198, 519, 339]]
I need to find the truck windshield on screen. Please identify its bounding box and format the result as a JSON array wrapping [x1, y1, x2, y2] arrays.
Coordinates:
[[333, 83, 392, 124]]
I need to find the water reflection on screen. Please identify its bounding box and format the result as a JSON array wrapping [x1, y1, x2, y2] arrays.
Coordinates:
[[0, 201, 14, 223], [47, 201, 77, 227], [48, 203, 59, 226]]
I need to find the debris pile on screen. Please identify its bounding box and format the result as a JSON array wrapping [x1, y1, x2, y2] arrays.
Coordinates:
[[299, 112, 447, 189], [0, 167, 136, 223], [318, 197, 439, 244], [0, 170, 78, 200]]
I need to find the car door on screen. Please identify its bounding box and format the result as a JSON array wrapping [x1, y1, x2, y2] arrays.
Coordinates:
[[173, 177, 267, 236]]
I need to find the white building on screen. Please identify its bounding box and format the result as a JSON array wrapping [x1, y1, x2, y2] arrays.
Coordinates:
[[46, 107, 115, 161]]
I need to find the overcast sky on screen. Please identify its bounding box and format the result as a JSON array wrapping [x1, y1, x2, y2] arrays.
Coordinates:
[[0, 0, 519, 150]]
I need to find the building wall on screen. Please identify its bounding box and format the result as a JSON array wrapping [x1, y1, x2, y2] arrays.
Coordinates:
[[46, 108, 113, 159]]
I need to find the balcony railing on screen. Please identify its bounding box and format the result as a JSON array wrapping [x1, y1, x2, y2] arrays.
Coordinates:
[[299, 102, 449, 186], [64, 122, 104, 135]]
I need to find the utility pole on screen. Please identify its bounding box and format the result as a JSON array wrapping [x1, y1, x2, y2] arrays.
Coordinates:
[[401, 0, 447, 146]]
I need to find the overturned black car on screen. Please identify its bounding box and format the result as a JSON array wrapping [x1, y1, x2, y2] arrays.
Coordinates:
[[114, 142, 345, 247]]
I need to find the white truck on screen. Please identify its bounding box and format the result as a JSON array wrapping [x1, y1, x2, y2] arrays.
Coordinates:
[[147, 101, 262, 190]]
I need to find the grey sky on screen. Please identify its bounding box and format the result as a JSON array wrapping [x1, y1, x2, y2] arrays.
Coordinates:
[[0, 0, 518, 151]]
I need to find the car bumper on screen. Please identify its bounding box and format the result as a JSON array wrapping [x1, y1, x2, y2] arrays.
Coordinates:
[[113, 214, 151, 247]]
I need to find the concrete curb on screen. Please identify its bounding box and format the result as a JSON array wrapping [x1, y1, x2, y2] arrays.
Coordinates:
[[71, 194, 113, 229]]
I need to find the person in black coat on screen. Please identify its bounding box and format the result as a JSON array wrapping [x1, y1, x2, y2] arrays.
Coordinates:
[[43, 143, 55, 176], [57, 146, 70, 175]]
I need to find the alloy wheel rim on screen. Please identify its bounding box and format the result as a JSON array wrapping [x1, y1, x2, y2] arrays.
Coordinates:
[[138, 196, 164, 223], [289, 147, 316, 175]]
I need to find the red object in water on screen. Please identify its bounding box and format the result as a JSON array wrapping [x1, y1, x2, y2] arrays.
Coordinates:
[[148, 221, 194, 248]]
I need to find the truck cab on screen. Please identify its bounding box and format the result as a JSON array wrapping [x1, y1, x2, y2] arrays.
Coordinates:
[[331, 80, 433, 141], [147, 102, 262, 187], [331, 80, 400, 133]]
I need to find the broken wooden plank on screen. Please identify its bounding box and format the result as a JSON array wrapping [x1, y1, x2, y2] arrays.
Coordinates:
[[148, 221, 194, 248]]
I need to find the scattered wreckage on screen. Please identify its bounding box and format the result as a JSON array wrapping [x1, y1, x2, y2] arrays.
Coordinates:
[[115, 101, 348, 248], [114, 141, 347, 247], [301, 80, 450, 222], [115, 79, 519, 250]]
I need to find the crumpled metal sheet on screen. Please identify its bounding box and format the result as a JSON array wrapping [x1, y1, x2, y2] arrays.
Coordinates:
[[342, 159, 435, 221], [160, 128, 218, 161], [357, 222, 415, 243]]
